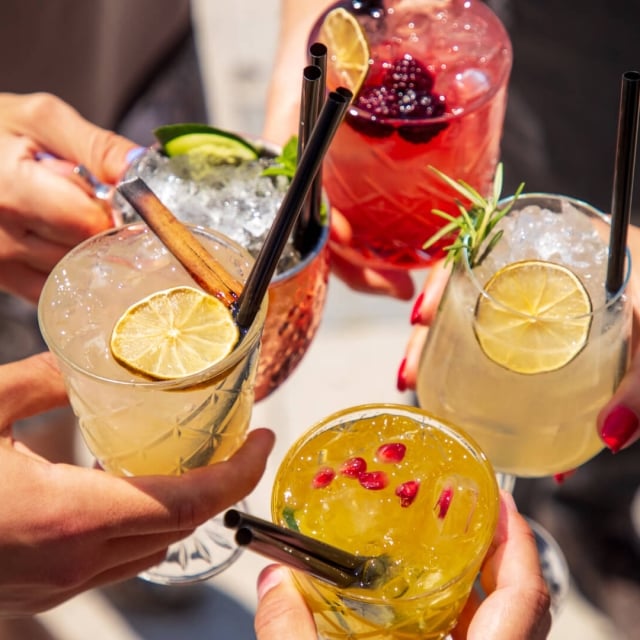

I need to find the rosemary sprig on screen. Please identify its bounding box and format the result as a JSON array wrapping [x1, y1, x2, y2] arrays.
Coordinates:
[[423, 163, 525, 267]]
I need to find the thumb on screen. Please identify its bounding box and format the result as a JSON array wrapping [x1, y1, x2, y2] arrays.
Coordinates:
[[0, 352, 68, 430], [255, 565, 317, 640]]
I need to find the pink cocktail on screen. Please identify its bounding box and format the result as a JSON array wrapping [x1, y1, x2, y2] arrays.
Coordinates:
[[314, 0, 512, 270]]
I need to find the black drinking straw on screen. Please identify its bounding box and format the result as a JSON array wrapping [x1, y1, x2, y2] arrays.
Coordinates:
[[235, 89, 352, 329], [224, 509, 389, 588], [606, 70, 640, 296], [293, 44, 330, 255]]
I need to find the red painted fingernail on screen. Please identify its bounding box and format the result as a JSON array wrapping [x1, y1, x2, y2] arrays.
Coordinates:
[[600, 405, 639, 453], [553, 470, 576, 484], [397, 358, 408, 392], [410, 292, 425, 325]]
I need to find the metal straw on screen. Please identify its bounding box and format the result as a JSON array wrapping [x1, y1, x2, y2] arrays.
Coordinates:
[[294, 44, 330, 255], [224, 509, 389, 589], [606, 70, 640, 296], [235, 89, 352, 329]]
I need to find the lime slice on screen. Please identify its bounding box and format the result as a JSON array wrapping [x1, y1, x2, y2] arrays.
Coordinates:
[[474, 260, 593, 374], [318, 7, 370, 95], [110, 286, 240, 380], [153, 123, 259, 161]]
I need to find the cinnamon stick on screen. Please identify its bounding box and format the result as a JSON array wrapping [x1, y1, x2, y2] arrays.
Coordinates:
[[117, 178, 243, 308]]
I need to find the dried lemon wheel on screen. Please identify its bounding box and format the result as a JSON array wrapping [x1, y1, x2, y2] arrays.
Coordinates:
[[318, 7, 370, 94], [474, 260, 593, 374], [110, 286, 239, 380]]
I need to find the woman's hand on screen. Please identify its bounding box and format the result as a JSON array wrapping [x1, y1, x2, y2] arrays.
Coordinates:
[[0, 352, 274, 617], [254, 492, 551, 640], [0, 92, 140, 302]]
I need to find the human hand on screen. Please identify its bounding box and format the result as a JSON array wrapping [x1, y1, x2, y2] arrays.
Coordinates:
[[0, 92, 140, 302], [254, 492, 551, 640], [0, 352, 274, 617]]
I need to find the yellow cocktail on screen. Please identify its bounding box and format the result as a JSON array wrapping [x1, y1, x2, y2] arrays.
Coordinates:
[[271, 404, 499, 639], [38, 222, 268, 583]]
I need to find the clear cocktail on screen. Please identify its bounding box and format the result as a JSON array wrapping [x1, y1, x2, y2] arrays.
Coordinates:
[[271, 403, 499, 639], [38, 222, 268, 583], [417, 193, 632, 477], [313, 0, 512, 269]]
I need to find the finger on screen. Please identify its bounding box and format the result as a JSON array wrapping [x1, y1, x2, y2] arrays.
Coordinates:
[[597, 348, 640, 452], [413, 259, 450, 326], [0, 259, 47, 303], [255, 565, 317, 640], [0, 222, 72, 272], [400, 324, 429, 390], [3, 92, 136, 183], [472, 492, 552, 640], [0, 353, 68, 430], [10, 159, 114, 244], [116, 428, 276, 534]]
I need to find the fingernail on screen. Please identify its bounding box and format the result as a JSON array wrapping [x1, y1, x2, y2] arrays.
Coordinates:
[[125, 146, 147, 164], [410, 292, 425, 325], [257, 565, 285, 601], [553, 469, 575, 484], [34, 151, 58, 161], [600, 405, 639, 453], [396, 358, 408, 392]]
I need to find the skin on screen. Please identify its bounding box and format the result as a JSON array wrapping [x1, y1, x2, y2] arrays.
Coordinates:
[[0, 92, 138, 302], [254, 491, 552, 640], [0, 351, 274, 617]]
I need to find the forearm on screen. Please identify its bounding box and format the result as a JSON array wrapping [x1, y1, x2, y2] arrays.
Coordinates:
[[263, 0, 335, 144]]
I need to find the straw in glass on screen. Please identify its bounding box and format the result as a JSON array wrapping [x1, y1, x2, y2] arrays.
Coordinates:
[[223, 509, 389, 589], [606, 70, 640, 296], [235, 88, 352, 329], [294, 43, 330, 255]]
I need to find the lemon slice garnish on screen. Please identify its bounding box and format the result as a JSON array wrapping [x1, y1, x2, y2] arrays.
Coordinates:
[[474, 260, 593, 374], [110, 286, 239, 380], [318, 7, 370, 95]]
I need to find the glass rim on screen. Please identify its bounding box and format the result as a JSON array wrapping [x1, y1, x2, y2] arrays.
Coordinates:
[[462, 192, 632, 320], [272, 402, 499, 603], [121, 142, 330, 283], [38, 222, 268, 390]]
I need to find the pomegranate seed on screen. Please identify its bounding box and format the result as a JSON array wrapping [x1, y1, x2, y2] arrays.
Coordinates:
[[312, 467, 335, 489], [435, 486, 454, 519], [359, 471, 389, 490], [376, 442, 406, 463], [339, 456, 367, 478], [395, 480, 420, 507]]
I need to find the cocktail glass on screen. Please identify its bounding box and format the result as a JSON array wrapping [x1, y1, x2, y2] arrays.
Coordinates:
[[38, 222, 268, 585], [312, 0, 512, 270], [416, 193, 633, 608], [116, 142, 330, 401], [271, 403, 499, 639]]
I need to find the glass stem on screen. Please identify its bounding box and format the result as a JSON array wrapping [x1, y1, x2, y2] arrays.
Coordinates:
[[496, 472, 517, 494]]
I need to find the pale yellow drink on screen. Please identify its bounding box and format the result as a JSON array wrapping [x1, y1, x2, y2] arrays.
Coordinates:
[[417, 194, 631, 477], [38, 223, 267, 477], [271, 404, 499, 639]]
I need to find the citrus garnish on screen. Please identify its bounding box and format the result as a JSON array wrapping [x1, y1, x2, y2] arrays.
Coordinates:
[[153, 124, 259, 162], [110, 286, 239, 380], [318, 7, 370, 95], [474, 260, 593, 374]]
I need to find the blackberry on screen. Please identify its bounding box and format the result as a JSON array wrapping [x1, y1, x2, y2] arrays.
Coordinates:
[[348, 54, 449, 143]]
